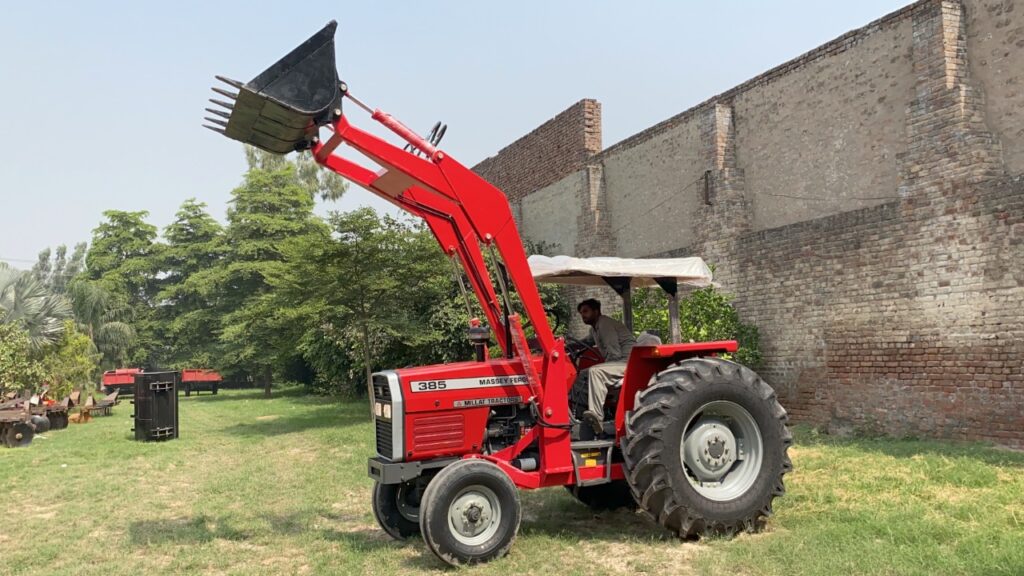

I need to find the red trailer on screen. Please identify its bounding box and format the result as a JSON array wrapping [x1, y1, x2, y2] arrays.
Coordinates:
[[181, 369, 221, 396], [101, 368, 141, 394]]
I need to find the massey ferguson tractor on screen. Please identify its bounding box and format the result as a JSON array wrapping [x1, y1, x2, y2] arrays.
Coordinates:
[[205, 22, 791, 566]]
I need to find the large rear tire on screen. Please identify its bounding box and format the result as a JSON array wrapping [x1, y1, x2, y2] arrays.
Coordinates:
[[419, 459, 521, 566], [622, 358, 791, 538]]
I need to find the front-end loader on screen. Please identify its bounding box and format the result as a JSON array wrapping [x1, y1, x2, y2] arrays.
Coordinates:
[[204, 22, 791, 566]]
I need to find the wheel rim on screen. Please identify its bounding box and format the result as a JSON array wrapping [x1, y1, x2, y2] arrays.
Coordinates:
[[447, 484, 502, 546], [395, 483, 420, 523], [681, 400, 763, 502]]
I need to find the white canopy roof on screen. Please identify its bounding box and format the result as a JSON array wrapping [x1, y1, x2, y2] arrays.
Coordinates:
[[527, 255, 714, 289]]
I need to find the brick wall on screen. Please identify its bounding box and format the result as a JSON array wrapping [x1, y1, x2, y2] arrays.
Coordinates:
[[475, 0, 1024, 447], [472, 99, 601, 204]]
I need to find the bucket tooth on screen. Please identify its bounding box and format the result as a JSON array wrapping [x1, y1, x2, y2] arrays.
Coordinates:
[[205, 108, 231, 119], [204, 117, 229, 127], [211, 87, 238, 100], [203, 124, 227, 135], [209, 98, 234, 110], [215, 75, 244, 89]]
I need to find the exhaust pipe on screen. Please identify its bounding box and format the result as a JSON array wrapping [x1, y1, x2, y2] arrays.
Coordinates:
[[205, 21, 342, 154]]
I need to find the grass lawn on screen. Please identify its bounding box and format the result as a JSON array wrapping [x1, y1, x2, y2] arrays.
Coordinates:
[[1, 388, 1021, 575]]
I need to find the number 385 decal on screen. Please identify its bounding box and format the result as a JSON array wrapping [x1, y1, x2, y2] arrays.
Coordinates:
[[415, 380, 447, 391]]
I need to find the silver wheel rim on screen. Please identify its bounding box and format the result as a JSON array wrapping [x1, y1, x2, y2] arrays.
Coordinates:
[[681, 400, 763, 502], [447, 484, 502, 546]]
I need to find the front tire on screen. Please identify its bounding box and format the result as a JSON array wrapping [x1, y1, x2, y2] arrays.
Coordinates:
[[419, 459, 521, 566], [372, 481, 423, 540], [622, 358, 791, 538]]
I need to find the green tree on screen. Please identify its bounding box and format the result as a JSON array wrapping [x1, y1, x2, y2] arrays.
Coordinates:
[[244, 148, 348, 201], [154, 199, 225, 369], [0, 263, 72, 351], [210, 158, 325, 396], [85, 210, 159, 298], [31, 242, 87, 294], [67, 280, 136, 370], [0, 323, 45, 394], [37, 320, 101, 398], [84, 210, 160, 365], [273, 209, 441, 402]]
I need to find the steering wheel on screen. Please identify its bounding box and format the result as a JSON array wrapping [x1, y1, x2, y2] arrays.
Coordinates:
[[563, 335, 604, 368]]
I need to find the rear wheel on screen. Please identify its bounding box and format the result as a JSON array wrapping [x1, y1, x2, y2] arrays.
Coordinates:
[[419, 459, 521, 566], [622, 358, 791, 538], [372, 480, 425, 539]]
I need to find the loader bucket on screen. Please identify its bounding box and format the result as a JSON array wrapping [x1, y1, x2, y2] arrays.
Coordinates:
[[205, 21, 342, 154]]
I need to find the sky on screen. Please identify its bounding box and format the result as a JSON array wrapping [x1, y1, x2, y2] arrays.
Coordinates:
[[0, 0, 910, 268]]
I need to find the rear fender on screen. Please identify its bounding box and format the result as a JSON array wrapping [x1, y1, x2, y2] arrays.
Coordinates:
[[614, 341, 738, 440]]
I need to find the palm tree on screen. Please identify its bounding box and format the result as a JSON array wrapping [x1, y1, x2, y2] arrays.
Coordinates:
[[0, 263, 72, 351], [66, 280, 135, 368]]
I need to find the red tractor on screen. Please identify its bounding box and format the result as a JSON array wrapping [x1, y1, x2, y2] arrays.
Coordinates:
[[206, 22, 791, 565]]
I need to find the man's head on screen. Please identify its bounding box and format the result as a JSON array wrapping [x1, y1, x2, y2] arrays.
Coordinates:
[[577, 298, 601, 326]]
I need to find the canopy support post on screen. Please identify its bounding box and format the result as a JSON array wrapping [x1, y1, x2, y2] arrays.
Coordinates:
[[602, 277, 633, 333], [655, 277, 681, 344]]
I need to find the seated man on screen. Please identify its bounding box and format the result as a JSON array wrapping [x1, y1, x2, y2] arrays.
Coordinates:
[[575, 298, 636, 434]]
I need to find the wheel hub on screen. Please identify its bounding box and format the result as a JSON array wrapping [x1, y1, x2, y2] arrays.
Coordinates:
[[684, 417, 737, 482], [448, 488, 500, 545]]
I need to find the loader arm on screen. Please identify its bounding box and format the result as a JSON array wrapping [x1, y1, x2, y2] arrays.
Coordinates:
[[314, 151, 511, 352], [312, 114, 560, 359]]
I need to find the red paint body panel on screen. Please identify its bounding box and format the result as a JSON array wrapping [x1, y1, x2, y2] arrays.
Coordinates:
[[181, 369, 222, 383], [614, 341, 738, 439], [395, 358, 553, 462], [102, 368, 141, 387]]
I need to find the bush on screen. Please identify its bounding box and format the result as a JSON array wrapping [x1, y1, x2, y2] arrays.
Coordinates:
[[37, 320, 102, 398], [0, 323, 46, 394], [630, 286, 763, 369]]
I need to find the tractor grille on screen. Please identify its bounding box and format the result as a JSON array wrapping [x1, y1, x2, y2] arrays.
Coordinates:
[[375, 418, 393, 458], [372, 372, 400, 460]]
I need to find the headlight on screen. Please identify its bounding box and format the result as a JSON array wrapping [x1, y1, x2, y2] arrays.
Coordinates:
[[383, 404, 392, 419], [374, 402, 383, 417]]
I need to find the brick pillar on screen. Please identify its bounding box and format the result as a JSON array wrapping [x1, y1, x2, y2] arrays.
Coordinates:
[[574, 163, 615, 258], [694, 102, 751, 288], [899, 0, 1004, 196], [567, 163, 619, 333]]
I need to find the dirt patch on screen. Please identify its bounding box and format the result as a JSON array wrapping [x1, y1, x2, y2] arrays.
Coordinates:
[[256, 415, 280, 421], [573, 539, 703, 574]]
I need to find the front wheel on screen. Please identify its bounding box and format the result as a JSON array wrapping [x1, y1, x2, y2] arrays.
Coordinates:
[[419, 459, 521, 566], [372, 480, 424, 539], [622, 358, 791, 538]]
